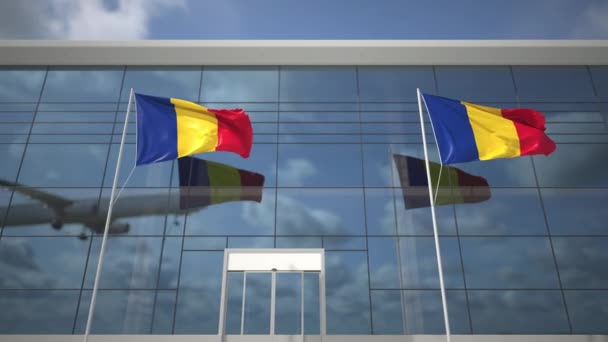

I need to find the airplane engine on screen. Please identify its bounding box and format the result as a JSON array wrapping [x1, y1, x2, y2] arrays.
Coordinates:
[[108, 222, 130, 234], [51, 218, 63, 229]]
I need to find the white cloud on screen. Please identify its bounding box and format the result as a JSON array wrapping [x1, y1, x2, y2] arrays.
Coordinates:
[[277, 158, 316, 186], [571, 1, 608, 38], [0, 0, 184, 39]]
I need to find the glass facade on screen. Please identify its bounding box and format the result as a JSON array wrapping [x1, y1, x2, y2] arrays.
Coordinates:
[[0, 65, 607, 335]]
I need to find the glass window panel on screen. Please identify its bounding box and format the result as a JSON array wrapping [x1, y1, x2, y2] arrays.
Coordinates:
[[362, 122, 431, 134], [0, 143, 25, 182], [304, 272, 320, 334], [325, 251, 371, 334], [121, 67, 201, 102], [0, 237, 88, 289], [0, 68, 46, 102], [365, 188, 396, 235], [521, 102, 600, 112], [184, 189, 274, 236], [280, 67, 357, 103], [553, 237, 608, 289], [252, 123, 277, 134], [280, 103, 358, 111], [38, 103, 118, 111], [201, 67, 278, 102], [361, 111, 419, 122], [461, 237, 560, 289], [368, 237, 400, 289], [403, 290, 470, 334], [565, 290, 608, 334], [0, 112, 35, 123], [322, 237, 365, 250], [276, 189, 365, 236], [98, 188, 169, 236], [0, 123, 30, 135], [0, 103, 37, 111], [534, 144, 608, 187], [279, 134, 360, 143], [41, 68, 123, 102], [174, 251, 223, 334], [35, 111, 115, 123], [246, 111, 278, 122], [182, 237, 226, 250], [104, 144, 173, 187], [551, 134, 608, 143], [165, 189, 185, 235], [280, 111, 359, 123], [0, 189, 11, 228], [75, 290, 156, 334], [468, 290, 569, 334], [253, 135, 278, 143], [243, 272, 272, 334], [359, 67, 435, 102], [157, 237, 182, 289], [546, 122, 607, 134], [224, 272, 244, 334], [542, 189, 608, 235], [370, 290, 403, 334], [395, 189, 457, 236], [590, 66, 608, 101], [435, 66, 516, 102], [279, 144, 362, 187], [512, 67, 596, 102], [84, 237, 162, 289], [29, 135, 111, 143], [456, 189, 547, 236], [275, 272, 302, 335], [544, 111, 604, 123], [0, 136, 27, 143], [31, 123, 113, 134], [363, 134, 430, 143], [360, 103, 420, 111], [3, 188, 101, 236], [399, 237, 464, 289], [18, 144, 108, 187], [201, 103, 278, 112], [0, 290, 79, 334], [151, 290, 177, 334], [276, 237, 322, 248], [279, 122, 359, 134], [227, 237, 274, 248], [363, 144, 442, 187], [451, 157, 537, 187]]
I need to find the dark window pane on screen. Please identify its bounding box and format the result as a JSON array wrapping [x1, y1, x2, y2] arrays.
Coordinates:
[[512, 67, 595, 102], [84, 237, 162, 289], [553, 237, 608, 289], [370, 290, 403, 334], [0, 290, 79, 334], [326, 251, 371, 334], [565, 290, 608, 334], [121, 67, 201, 101], [202, 67, 278, 102], [455, 189, 547, 236], [542, 189, 608, 235], [279, 144, 362, 187], [41, 68, 123, 102], [368, 237, 400, 289], [75, 290, 156, 334], [224, 272, 244, 334], [590, 66, 608, 101], [469, 290, 569, 334], [403, 290, 470, 334], [276, 189, 365, 236], [359, 67, 435, 102], [280, 67, 357, 103], [0, 68, 46, 102], [435, 66, 516, 102], [174, 251, 223, 334], [534, 144, 608, 187], [0, 237, 88, 289], [275, 272, 302, 334], [399, 237, 464, 289], [304, 272, 320, 334], [18, 144, 108, 187], [461, 237, 560, 289], [243, 273, 272, 334]]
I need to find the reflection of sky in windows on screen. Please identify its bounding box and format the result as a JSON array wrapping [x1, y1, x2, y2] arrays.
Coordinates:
[[2, 66, 608, 334]]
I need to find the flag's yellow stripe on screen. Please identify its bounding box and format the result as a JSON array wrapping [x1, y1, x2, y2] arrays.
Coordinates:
[[207, 161, 242, 204], [429, 162, 459, 206], [171, 98, 219, 158], [462, 101, 520, 161]]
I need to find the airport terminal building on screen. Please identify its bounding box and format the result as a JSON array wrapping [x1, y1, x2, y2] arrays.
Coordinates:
[[0, 41, 607, 341]]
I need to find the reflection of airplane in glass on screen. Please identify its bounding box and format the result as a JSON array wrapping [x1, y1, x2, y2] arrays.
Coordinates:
[[0, 157, 265, 240]]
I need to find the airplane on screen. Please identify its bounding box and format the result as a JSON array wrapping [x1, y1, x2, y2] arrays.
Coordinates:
[[0, 157, 265, 240]]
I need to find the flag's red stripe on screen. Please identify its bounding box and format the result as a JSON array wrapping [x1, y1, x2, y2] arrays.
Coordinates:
[[210, 108, 253, 158], [455, 169, 491, 204], [512, 121, 557, 157], [237, 169, 264, 202], [501, 108, 546, 130]]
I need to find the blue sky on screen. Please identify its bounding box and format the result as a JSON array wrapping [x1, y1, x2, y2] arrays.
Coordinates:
[[1, 0, 608, 39]]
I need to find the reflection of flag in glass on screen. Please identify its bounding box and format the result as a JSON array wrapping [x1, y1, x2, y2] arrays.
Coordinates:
[[178, 157, 264, 210], [393, 154, 490, 209]]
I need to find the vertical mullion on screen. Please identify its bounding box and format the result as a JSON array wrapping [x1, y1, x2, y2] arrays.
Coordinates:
[[240, 271, 247, 335], [270, 271, 276, 335], [301, 271, 305, 336]]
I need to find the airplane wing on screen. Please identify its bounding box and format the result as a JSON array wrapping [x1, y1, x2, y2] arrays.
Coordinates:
[[0, 179, 73, 211]]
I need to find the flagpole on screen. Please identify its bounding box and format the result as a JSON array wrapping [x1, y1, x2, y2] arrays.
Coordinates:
[[83, 88, 135, 341], [416, 88, 451, 342]]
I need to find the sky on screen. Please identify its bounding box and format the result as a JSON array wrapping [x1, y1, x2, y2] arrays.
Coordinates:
[[1, 0, 608, 40]]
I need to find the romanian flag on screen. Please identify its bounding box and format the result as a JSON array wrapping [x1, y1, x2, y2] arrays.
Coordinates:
[[393, 154, 490, 209], [422, 94, 556, 164], [135, 93, 253, 166], [178, 156, 265, 210]]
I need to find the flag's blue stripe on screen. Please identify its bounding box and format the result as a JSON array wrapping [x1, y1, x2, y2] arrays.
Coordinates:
[[135, 93, 178, 165], [190, 158, 210, 186], [406, 156, 428, 186], [177, 157, 212, 209], [422, 94, 479, 164]]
